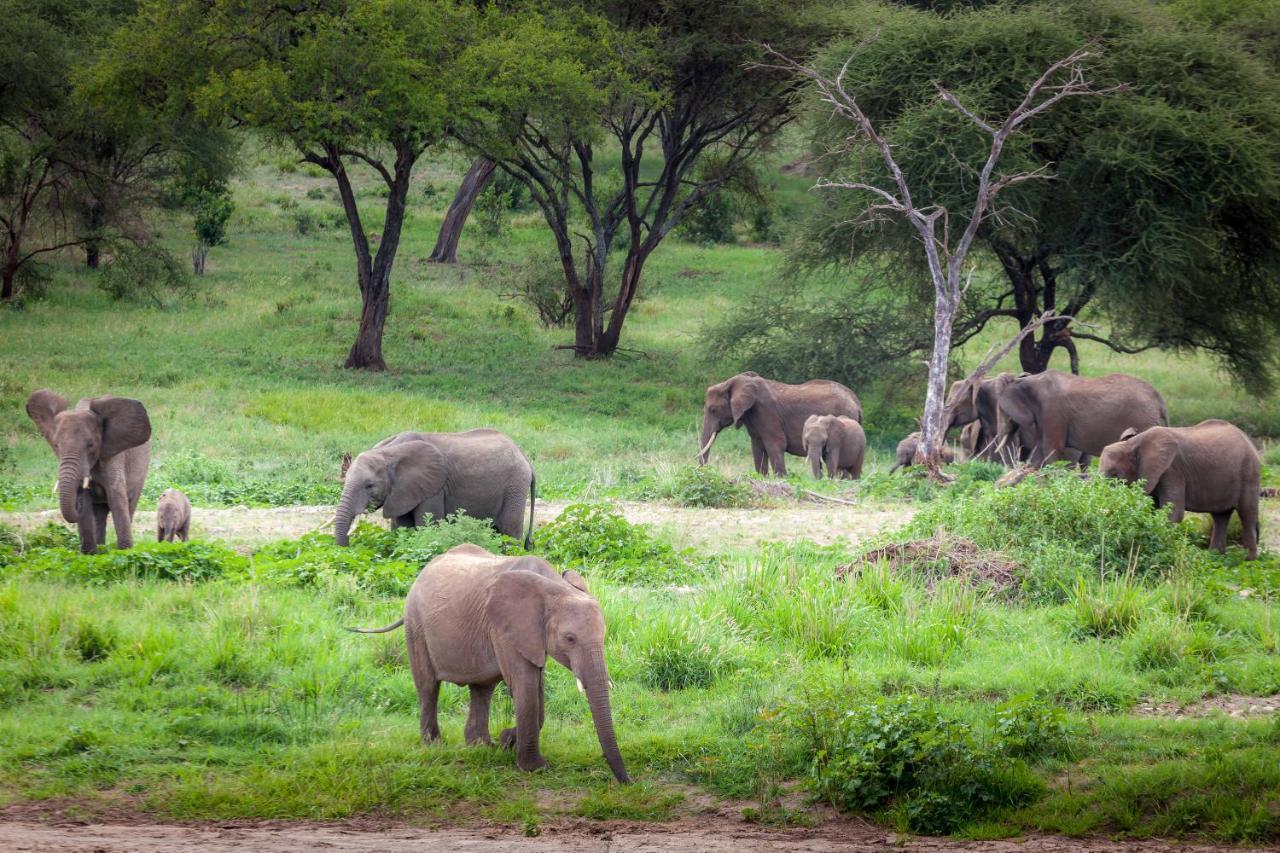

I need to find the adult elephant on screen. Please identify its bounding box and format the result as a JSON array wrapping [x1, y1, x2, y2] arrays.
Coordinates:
[[944, 372, 1017, 463], [25, 390, 151, 554], [335, 429, 534, 547], [697, 372, 861, 477], [349, 544, 629, 782], [994, 371, 1167, 468]]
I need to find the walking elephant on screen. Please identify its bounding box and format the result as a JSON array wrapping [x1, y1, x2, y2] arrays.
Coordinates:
[[335, 429, 535, 547], [156, 488, 191, 542], [697, 372, 861, 477], [25, 390, 151, 554], [945, 372, 1017, 463], [348, 544, 629, 782], [889, 431, 957, 473], [803, 415, 866, 480], [994, 371, 1167, 468], [1100, 421, 1261, 560]]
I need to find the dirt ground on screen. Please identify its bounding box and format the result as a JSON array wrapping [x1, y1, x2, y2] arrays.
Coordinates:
[[0, 814, 1263, 853]]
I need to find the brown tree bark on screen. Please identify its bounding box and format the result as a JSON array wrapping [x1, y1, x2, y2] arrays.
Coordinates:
[[428, 157, 496, 264]]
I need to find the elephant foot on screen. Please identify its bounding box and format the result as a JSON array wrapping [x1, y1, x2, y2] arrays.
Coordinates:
[[420, 728, 441, 744], [499, 727, 517, 750], [516, 754, 549, 773], [465, 733, 494, 747]]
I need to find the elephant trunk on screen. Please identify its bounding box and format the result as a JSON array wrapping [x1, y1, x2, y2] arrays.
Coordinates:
[[697, 415, 720, 465], [333, 484, 361, 547], [57, 454, 84, 524], [578, 654, 629, 783], [808, 441, 824, 479]]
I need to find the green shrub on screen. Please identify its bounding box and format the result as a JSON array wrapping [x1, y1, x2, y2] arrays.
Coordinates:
[[1068, 573, 1151, 638], [666, 467, 754, 508], [991, 694, 1078, 761], [635, 613, 740, 691], [8, 542, 244, 585], [536, 503, 693, 585], [98, 244, 194, 306]]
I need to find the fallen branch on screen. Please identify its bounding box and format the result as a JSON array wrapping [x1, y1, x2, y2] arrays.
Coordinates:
[[800, 488, 859, 506]]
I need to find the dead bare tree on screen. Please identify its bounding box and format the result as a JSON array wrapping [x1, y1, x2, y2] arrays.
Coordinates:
[[772, 45, 1117, 477]]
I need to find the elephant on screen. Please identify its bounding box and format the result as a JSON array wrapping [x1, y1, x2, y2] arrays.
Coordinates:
[[348, 544, 629, 782], [698, 372, 861, 477], [802, 415, 865, 480], [889, 431, 957, 473], [335, 429, 535, 548], [1099, 421, 1261, 560], [945, 372, 1018, 463], [156, 488, 191, 542], [994, 371, 1168, 468], [25, 390, 151, 554]]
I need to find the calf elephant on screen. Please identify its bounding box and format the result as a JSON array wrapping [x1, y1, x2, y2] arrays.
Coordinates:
[[698, 372, 861, 477], [156, 488, 191, 542], [335, 429, 534, 547], [1099, 421, 1261, 560], [995, 371, 1167, 468], [945, 373, 1017, 463], [26, 390, 151, 554], [889, 431, 957, 473], [349, 544, 629, 782], [803, 415, 865, 480]]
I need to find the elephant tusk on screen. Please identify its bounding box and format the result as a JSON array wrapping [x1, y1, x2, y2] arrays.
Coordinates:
[[993, 434, 1009, 457], [576, 678, 585, 695], [698, 431, 718, 459], [81, 477, 90, 490]]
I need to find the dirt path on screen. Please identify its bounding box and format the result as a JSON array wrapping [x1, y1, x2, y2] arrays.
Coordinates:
[[0, 500, 914, 551], [0, 817, 1257, 853]]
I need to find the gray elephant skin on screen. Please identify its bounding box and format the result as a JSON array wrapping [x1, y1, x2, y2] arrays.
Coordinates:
[[802, 414, 865, 480], [349, 544, 629, 782], [995, 371, 1167, 467], [156, 488, 191, 542], [335, 430, 535, 547], [698, 372, 861, 477], [889, 431, 957, 473], [26, 390, 151, 554], [1100, 421, 1261, 560], [945, 372, 1017, 463]]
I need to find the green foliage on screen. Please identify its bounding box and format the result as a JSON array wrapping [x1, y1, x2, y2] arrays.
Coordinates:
[[1068, 573, 1151, 638], [190, 184, 234, 248], [98, 243, 194, 306], [6, 541, 244, 585], [635, 613, 740, 691], [991, 694, 1078, 761], [664, 467, 754, 508], [535, 503, 692, 585]]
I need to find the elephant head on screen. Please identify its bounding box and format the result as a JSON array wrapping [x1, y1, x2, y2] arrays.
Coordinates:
[[334, 439, 447, 545], [1099, 427, 1174, 495], [698, 372, 770, 464], [945, 378, 982, 431], [993, 378, 1038, 460], [486, 569, 629, 783], [802, 415, 831, 479], [25, 390, 151, 524]]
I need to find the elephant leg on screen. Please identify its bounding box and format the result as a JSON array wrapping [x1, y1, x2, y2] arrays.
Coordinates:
[[750, 435, 767, 476], [178, 522, 189, 542], [496, 484, 527, 541], [1209, 511, 1232, 553], [94, 504, 109, 548], [766, 444, 787, 478], [824, 446, 840, 480], [506, 663, 548, 772], [107, 489, 134, 550], [1239, 499, 1260, 561], [406, 623, 441, 743], [465, 683, 496, 746]]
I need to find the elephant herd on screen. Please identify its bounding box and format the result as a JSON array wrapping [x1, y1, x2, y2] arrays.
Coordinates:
[[697, 370, 1262, 561], [21, 368, 1266, 784]]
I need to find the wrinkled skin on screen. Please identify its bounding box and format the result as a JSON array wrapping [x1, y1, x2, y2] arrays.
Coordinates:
[[1100, 421, 1262, 560], [698, 372, 861, 477], [349, 544, 629, 783], [802, 415, 865, 480], [156, 488, 191, 542], [26, 390, 151, 554], [994, 371, 1167, 468], [335, 430, 535, 548], [889, 431, 957, 473], [944, 373, 1017, 464]]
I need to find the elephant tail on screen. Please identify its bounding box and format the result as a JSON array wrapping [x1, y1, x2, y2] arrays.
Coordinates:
[[345, 618, 404, 634], [524, 471, 536, 551], [888, 462, 901, 474]]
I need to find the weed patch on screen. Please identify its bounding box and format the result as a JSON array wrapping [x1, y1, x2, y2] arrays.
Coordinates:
[[536, 503, 696, 585]]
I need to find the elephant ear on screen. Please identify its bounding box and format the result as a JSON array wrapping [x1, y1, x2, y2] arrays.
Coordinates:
[[561, 570, 589, 593], [729, 378, 758, 425], [90, 396, 151, 458], [997, 381, 1035, 432], [1135, 430, 1178, 496], [26, 390, 68, 450], [339, 452, 352, 481], [1119, 427, 1139, 442], [485, 570, 558, 668], [383, 440, 448, 519]]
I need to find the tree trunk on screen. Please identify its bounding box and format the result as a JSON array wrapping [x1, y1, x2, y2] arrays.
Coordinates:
[[85, 244, 100, 269], [428, 157, 496, 264], [0, 266, 14, 302], [917, 289, 958, 478]]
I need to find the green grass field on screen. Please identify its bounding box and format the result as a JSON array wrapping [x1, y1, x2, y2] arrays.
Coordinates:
[[1, 144, 1279, 843]]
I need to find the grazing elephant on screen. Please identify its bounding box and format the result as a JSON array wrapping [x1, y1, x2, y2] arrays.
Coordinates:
[[335, 430, 535, 548], [994, 371, 1167, 468], [802, 415, 865, 480], [698, 372, 861, 477], [25, 390, 151, 554], [156, 488, 191, 542], [349, 544, 629, 782], [945, 372, 1017, 463], [1100, 421, 1261, 560], [889, 431, 957, 473]]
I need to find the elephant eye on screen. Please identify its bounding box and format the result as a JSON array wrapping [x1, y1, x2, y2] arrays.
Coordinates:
[[565, 633, 577, 644]]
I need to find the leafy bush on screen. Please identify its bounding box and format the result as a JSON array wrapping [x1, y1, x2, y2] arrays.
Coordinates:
[[992, 694, 1078, 761], [497, 253, 573, 328], [666, 467, 754, 508], [678, 189, 737, 244], [7, 541, 244, 584], [98, 244, 194, 306], [635, 613, 741, 690], [535, 503, 693, 585]]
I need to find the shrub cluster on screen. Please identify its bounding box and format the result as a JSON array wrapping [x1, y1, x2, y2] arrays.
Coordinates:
[[147, 451, 340, 507], [664, 467, 755, 508], [535, 503, 695, 585]]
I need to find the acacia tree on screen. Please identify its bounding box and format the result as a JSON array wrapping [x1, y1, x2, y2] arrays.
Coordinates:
[[799, 0, 1280, 389], [456, 0, 832, 358], [783, 47, 1110, 471]]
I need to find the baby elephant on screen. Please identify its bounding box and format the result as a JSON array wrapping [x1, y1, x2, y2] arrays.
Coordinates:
[[349, 544, 629, 782], [156, 488, 191, 542], [889, 431, 957, 473], [802, 415, 866, 480], [1100, 420, 1261, 560]]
